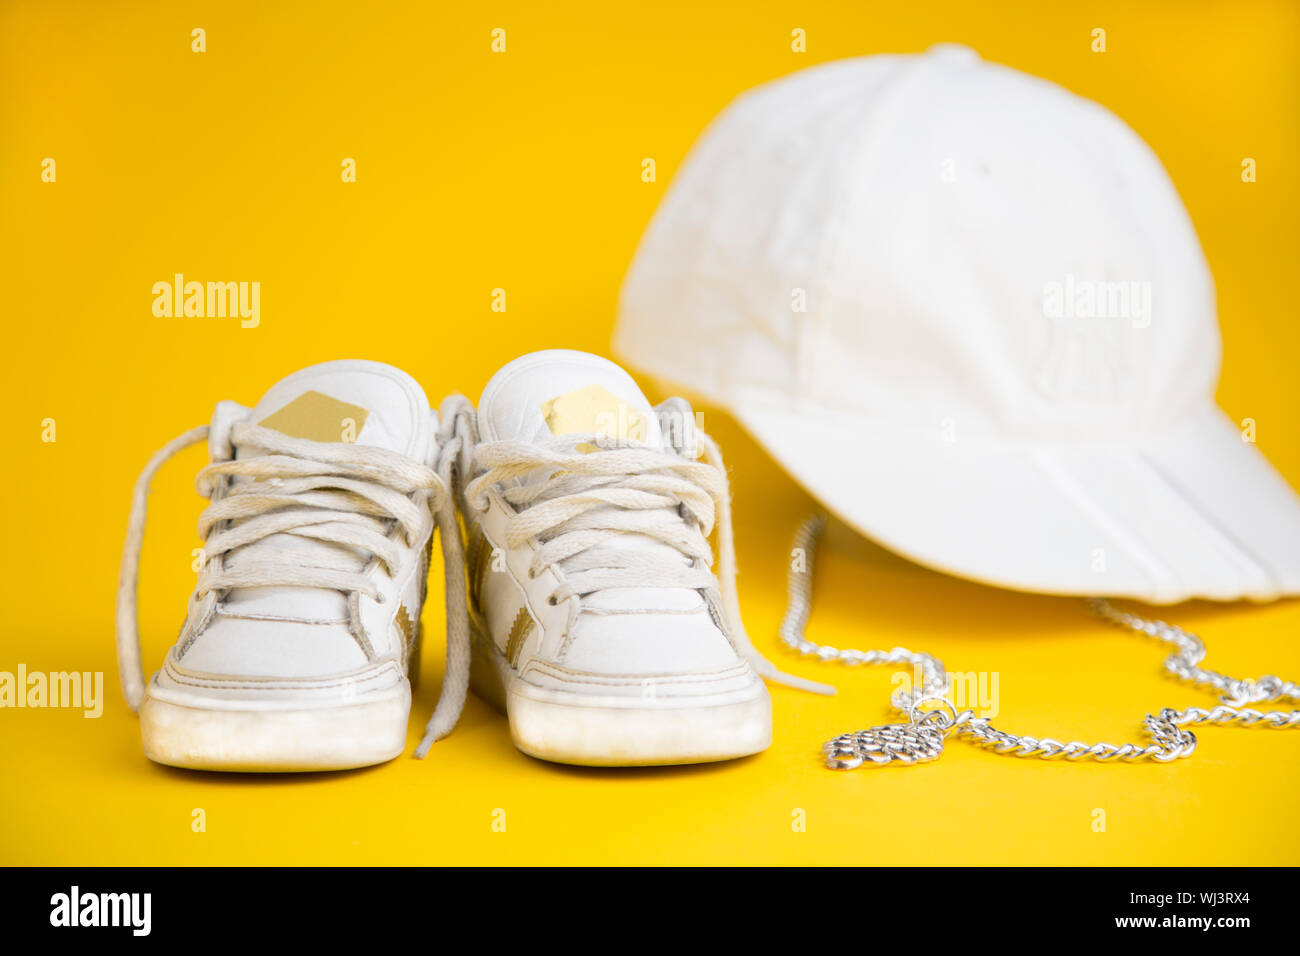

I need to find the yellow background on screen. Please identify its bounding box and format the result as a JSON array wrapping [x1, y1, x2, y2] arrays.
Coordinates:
[[2, 0, 1297, 865]]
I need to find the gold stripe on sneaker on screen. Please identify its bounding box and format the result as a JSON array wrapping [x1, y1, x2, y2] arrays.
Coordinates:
[[393, 603, 417, 658], [505, 607, 536, 668]]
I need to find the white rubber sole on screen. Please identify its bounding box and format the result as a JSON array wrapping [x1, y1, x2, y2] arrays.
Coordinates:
[[470, 633, 771, 767], [139, 685, 411, 772]]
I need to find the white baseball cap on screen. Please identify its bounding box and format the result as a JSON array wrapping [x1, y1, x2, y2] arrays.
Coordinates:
[[615, 45, 1300, 604]]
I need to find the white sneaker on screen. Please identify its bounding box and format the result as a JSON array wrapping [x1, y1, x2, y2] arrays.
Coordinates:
[[425, 350, 831, 766], [116, 360, 470, 771]]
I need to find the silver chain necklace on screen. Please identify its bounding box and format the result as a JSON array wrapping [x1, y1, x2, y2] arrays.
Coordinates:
[[779, 515, 1300, 769]]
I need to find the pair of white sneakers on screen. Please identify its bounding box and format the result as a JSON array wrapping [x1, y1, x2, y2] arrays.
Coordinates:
[[116, 350, 828, 771]]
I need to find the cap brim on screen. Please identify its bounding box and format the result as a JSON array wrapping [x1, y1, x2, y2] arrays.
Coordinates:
[[727, 391, 1300, 604]]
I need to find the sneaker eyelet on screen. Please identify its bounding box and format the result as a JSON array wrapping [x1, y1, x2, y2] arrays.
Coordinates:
[[547, 595, 558, 606]]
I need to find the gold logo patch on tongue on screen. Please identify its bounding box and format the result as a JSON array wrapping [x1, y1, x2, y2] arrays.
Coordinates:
[[258, 390, 370, 443], [541, 384, 646, 451]]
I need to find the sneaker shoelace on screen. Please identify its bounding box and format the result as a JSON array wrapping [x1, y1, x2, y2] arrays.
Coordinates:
[[116, 412, 473, 748], [415, 424, 834, 756]]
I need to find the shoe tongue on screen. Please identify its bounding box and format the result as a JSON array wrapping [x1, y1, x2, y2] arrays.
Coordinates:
[[248, 361, 426, 456], [226, 361, 431, 621], [478, 350, 663, 450]]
